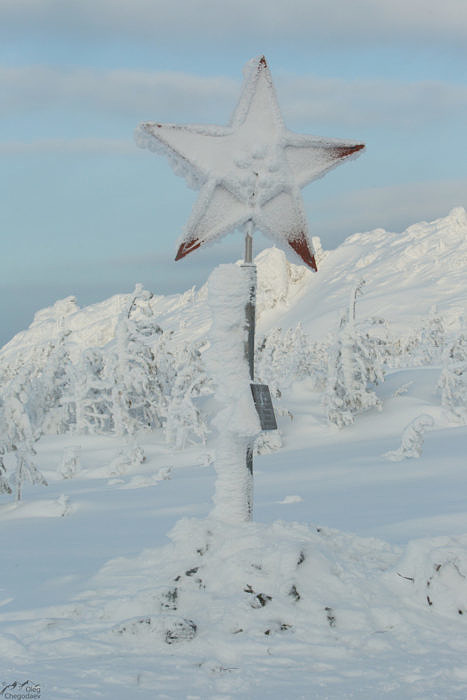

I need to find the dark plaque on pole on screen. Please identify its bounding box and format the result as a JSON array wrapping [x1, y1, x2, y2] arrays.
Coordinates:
[[250, 384, 277, 431]]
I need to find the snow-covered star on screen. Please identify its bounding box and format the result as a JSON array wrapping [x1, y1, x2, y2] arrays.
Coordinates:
[[135, 56, 364, 270]]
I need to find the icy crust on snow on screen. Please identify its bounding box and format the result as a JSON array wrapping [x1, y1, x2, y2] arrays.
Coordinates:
[[205, 264, 260, 522]]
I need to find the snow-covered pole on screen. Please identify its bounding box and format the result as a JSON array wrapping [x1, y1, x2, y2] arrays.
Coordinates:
[[242, 219, 256, 382], [241, 220, 257, 498], [206, 263, 260, 523]]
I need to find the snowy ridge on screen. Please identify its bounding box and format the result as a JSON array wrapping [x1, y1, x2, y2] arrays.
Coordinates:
[[276, 206, 467, 339], [0, 247, 311, 375], [1, 208, 466, 372]]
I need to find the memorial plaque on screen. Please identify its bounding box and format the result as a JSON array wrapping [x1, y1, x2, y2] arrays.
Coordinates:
[[250, 383, 277, 431]]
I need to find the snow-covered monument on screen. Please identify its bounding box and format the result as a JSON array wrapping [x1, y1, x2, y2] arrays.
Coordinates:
[[136, 56, 365, 521]]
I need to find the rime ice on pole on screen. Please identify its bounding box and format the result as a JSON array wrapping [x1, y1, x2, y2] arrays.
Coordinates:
[[135, 56, 364, 269], [205, 264, 261, 522]]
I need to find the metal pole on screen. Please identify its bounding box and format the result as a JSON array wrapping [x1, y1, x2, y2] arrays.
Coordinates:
[[241, 220, 256, 516], [243, 219, 255, 380]]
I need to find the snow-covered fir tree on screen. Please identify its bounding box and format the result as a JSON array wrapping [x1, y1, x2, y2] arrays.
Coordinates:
[[439, 333, 467, 423], [0, 380, 47, 500], [109, 441, 146, 475], [325, 281, 384, 428], [387, 312, 446, 369], [70, 285, 210, 443], [164, 342, 210, 449], [256, 323, 327, 396], [59, 445, 81, 479], [36, 329, 76, 434], [1, 363, 41, 446], [384, 414, 434, 461], [0, 444, 12, 495], [412, 311, 446, 366], [108, 286, 167, 436], [11, 443, 48, 501], [74, 348, 113, 434]]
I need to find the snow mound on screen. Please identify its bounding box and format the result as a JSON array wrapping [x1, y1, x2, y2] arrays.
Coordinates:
[[389, 534, 467, 619], [12, 518, 466, 698], [0, 494, 72, 520]]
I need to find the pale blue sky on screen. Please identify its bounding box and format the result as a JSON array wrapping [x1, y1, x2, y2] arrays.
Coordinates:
[[1, 0, 466, 346]]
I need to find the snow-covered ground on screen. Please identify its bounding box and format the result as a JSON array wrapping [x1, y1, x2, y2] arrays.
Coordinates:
[[1, 209, 467, 699]]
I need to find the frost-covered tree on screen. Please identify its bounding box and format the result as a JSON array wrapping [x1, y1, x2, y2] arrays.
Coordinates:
[[439, 334, 467, 423], [387, 313, 447, 370], [0, 384, 47, 500], [64, 285, 210, 439], [255, 327, 282, 396], [256, 324, 327, 396], [384, 414, 434, 461], [0, 356, 43, 438], [109, 441, 146, 475], [36, 330, 76, 434], [358, 316, 392, 367], [11, 444, 48, 501], [422, 313, 446, 359], [325, 281, 384, 428], [109, 285, 210, 443], [75, 348, 113, 434], [59, 445, 81, 479], [165, 342, 209, 449], [108, 286, 166, 436], [0, 445, 12, 495], [1, 367, 40, 445], [411, 312, 446, 366]]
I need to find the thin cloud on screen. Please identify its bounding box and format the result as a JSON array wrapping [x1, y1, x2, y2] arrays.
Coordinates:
[[0, 138, 136, 155], [1, 65, 466, 133], [307, 178, 467, 245], [0, 66, 237, 122], [1, 0, 467, 48], [277, 76, 467, 129]]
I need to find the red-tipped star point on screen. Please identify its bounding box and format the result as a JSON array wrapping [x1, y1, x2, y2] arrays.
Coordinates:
[[288, 235, 318, 272], [175, 237, 202, 261], [332, 143, 365, 159]]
